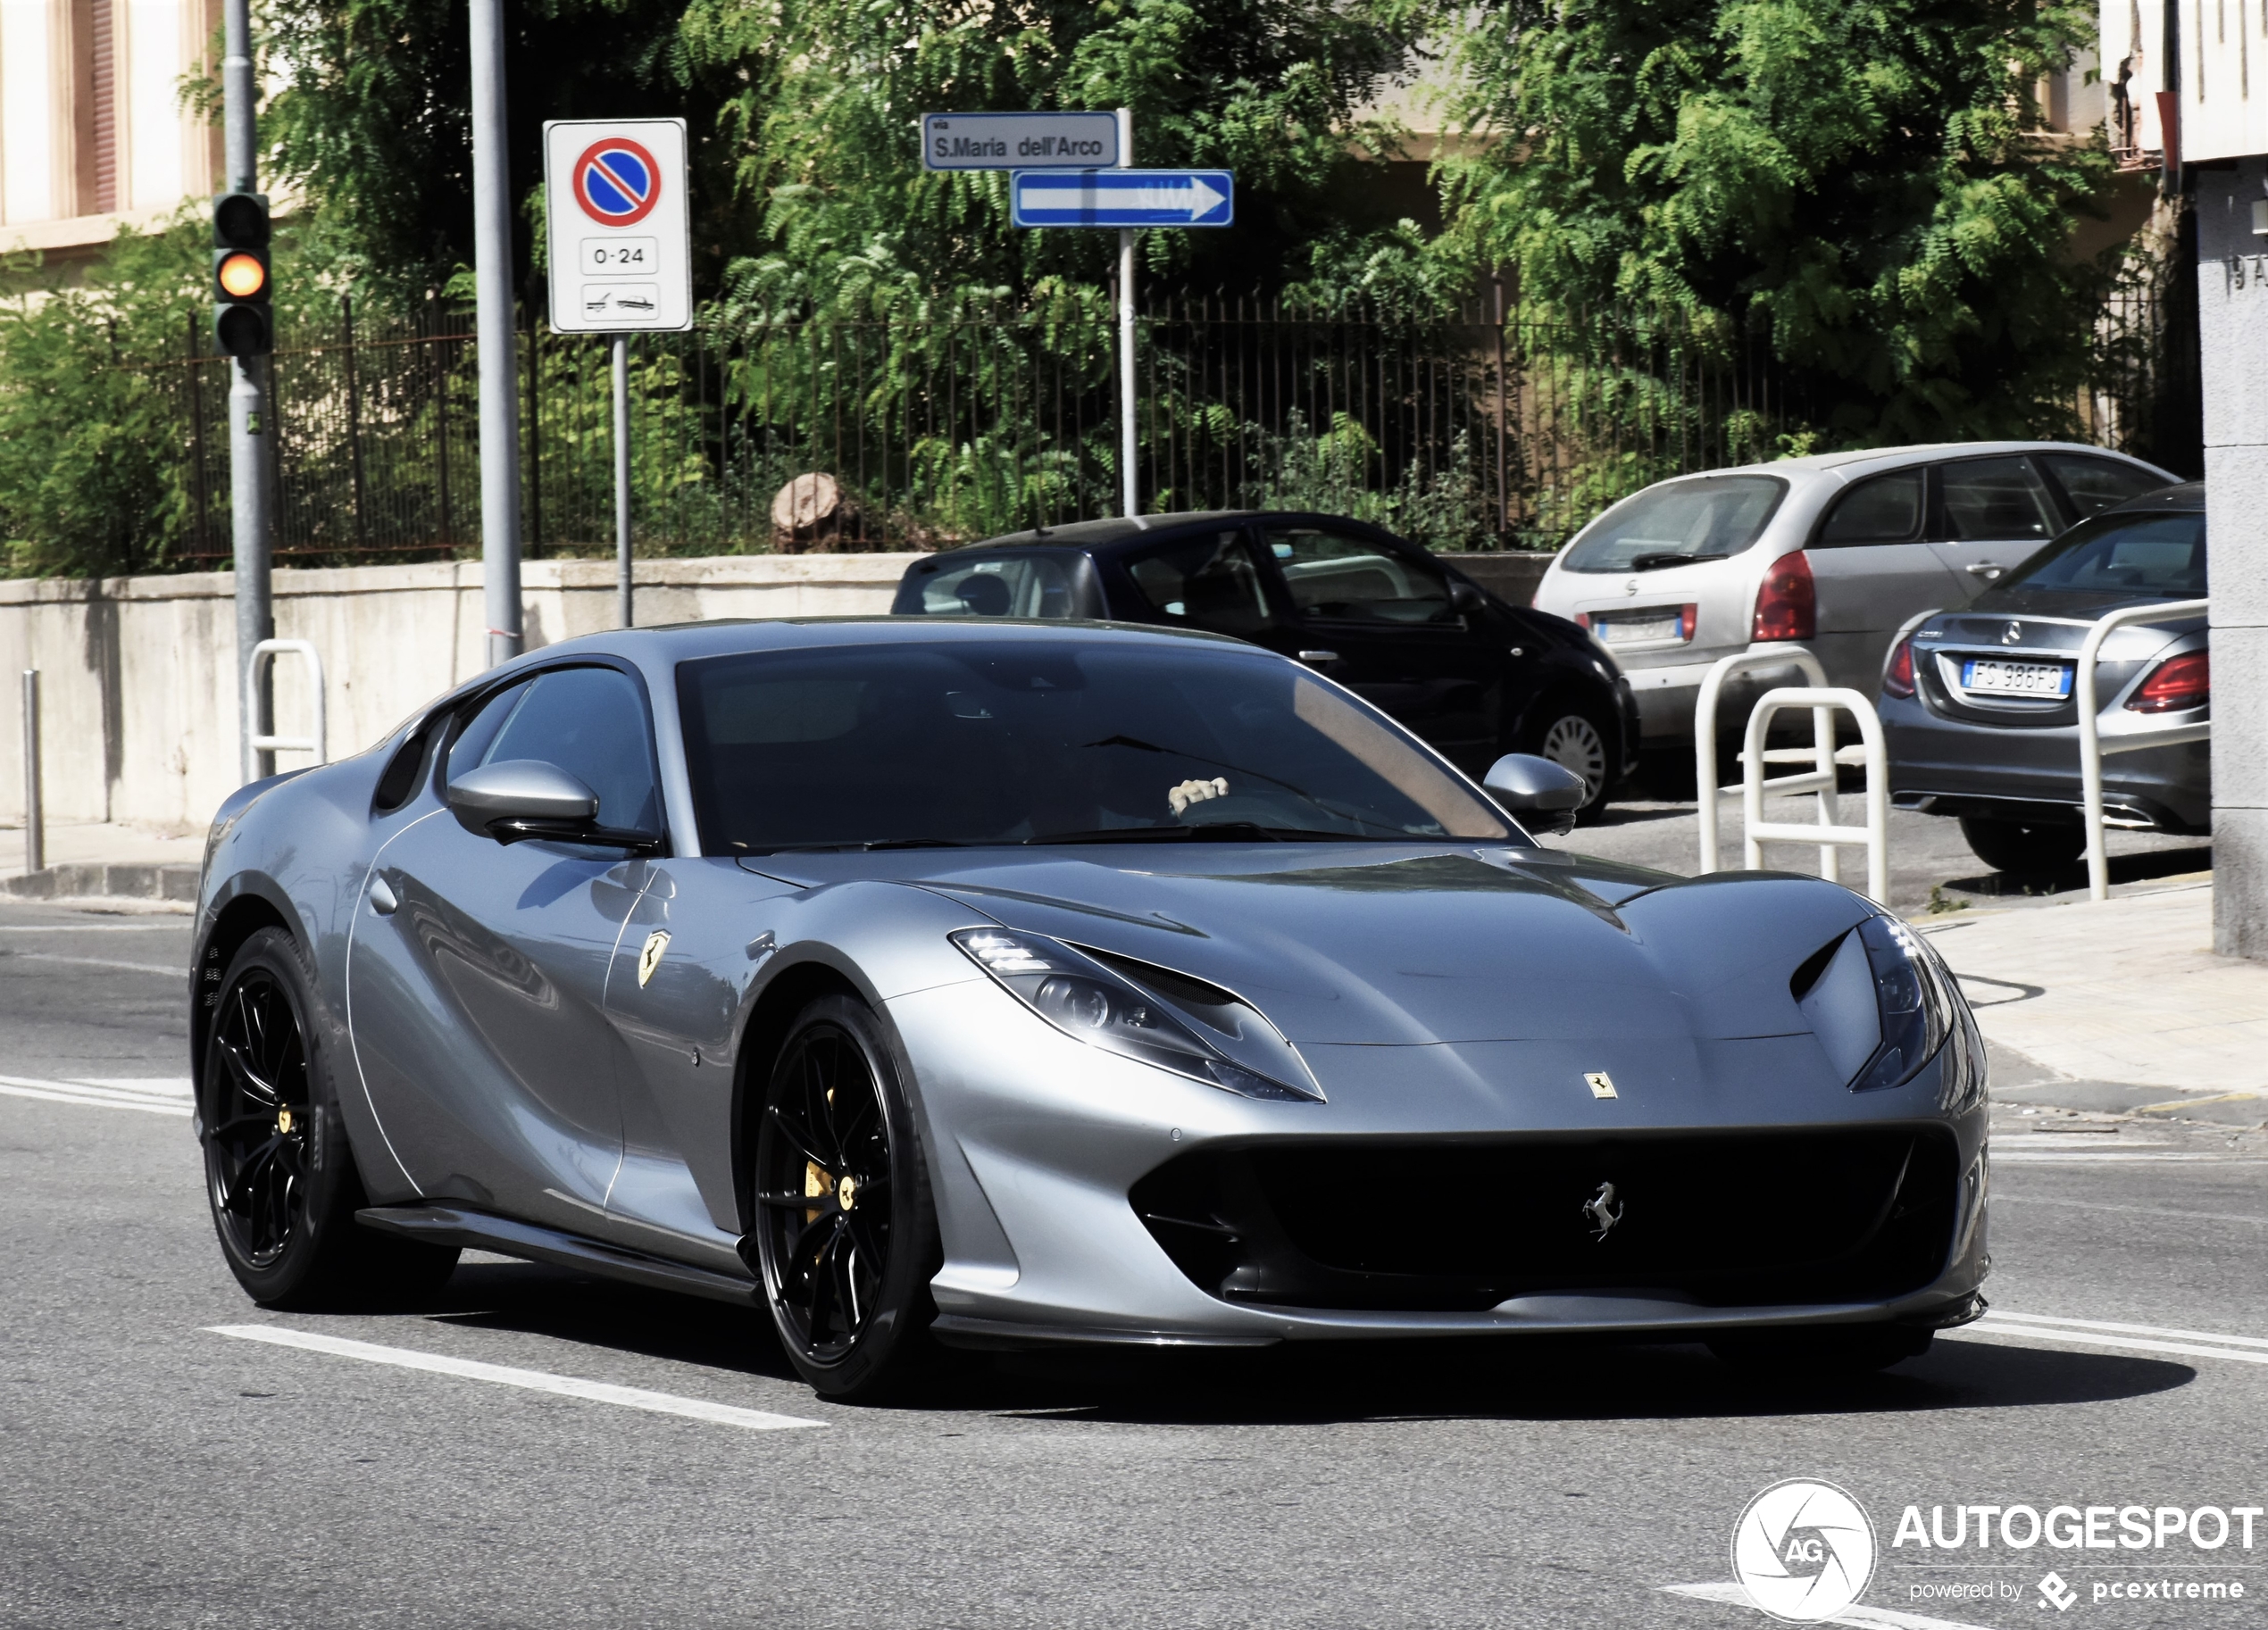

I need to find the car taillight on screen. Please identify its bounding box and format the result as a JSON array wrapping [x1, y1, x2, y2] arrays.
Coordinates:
[[1676, 603, 1697, 641], [1753, 552, 1815, 642], [1882, 636, 1916, 699], [2127, 649, 2208, 712]]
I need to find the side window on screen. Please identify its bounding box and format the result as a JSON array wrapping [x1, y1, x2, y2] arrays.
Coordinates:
[[911, 553, 1089, 619], [455, 668, 663, 834], [1125, 530, 1282, 636], [1817, 470, 1924, 545], [1939, 457, 2061, 542], [1263, 526, 1453, 625], [2040, 453, 2170, 518]]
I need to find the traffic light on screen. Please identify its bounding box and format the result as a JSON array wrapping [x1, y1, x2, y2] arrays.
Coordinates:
[[212, 191, 271, 358]]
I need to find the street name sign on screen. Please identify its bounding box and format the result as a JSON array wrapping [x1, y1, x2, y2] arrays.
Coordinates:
[[542, 117, 692, 333], [921, 112, 1119, 171], [1010, 169, 1234, 229]]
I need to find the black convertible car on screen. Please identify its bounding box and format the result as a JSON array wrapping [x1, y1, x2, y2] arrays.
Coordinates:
[[893, 511, 1638, 814]]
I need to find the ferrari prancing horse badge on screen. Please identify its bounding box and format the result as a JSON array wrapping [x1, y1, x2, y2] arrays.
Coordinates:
[[638, 930, 671, 987]]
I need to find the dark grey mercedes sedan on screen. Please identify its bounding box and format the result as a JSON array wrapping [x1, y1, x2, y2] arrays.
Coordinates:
[[1880, 483, 2207, 875]]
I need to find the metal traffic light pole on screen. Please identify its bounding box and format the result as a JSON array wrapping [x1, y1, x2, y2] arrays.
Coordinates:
[[221, 0, 273, 781], [469, 0, 523, 668]]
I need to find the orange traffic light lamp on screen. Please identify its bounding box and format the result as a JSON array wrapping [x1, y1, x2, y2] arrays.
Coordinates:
[[212, 190, 272, 358]]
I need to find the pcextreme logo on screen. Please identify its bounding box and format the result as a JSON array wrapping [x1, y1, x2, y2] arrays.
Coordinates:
[[1731, 1479, 1878, 1623]]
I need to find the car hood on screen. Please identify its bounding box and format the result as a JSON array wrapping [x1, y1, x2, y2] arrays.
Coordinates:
[[748, 844, 1874, 1051]]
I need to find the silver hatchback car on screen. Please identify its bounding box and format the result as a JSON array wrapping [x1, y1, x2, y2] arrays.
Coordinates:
[[1530, 443, 2176, 745]]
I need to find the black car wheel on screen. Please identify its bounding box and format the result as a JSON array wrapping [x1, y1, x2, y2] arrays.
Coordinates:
[[1518, 701, 1614, 818], [1958, 814, 2085, 877], [204, 927, 458, 1307], [751, 994, 941, 1401]]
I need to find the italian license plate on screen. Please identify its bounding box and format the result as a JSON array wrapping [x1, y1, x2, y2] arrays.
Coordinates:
[[1597, 612, 1682, 645], [1961, 658, 2072, 697]]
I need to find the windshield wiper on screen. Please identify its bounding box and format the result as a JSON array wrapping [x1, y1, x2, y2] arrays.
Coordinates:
[[1627, 551, 1722, 571], [1025, 823, 1345, 844], [736, 837, 980, 855]]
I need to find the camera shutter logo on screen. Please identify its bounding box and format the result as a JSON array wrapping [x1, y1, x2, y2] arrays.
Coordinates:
[[1730, 1478, 1877, 1623]]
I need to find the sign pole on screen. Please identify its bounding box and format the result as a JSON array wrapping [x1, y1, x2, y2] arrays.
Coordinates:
[[221, 0, 273, 781], [470, 0, 523, 669], [1116, 108, 1136, 520], [613, 334, 632, 627]]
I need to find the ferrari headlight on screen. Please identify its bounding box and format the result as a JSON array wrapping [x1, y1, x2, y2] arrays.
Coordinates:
[[952, 927, 1322, 1102], [1796, 912, 1979, 1108]]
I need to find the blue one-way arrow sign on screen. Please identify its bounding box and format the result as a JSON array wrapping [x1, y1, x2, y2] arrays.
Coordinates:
[[1010, 169, 1234, 228]]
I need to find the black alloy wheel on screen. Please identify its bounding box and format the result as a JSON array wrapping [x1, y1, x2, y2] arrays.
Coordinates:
[[751, 994, 940, 1400], [201, 927, 459, 1307], [206, 961, 313, 1269]]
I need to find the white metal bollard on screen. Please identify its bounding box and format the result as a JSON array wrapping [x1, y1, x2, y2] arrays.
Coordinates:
[[20, 669, 40, 875], [243, 639, 328, 784], [2074, 597, 2210, 902], [1694, 645, 1828, 873], [1741, 686, 1890, 902]]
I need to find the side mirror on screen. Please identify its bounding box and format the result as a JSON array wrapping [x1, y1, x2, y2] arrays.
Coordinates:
[[447, 759, 657, 852], [1449, 579, 1486, 614], [1481, 753, 1588, 836]]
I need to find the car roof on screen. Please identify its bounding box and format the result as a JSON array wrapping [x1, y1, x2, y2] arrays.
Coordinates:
[[1636, 441, 2170, 486], [932, 509, 1383, 556]]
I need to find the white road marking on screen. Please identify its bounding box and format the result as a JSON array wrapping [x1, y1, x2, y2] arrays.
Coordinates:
[[1955, 1314, 2268, 1368], [1996, 1193, 2268, 1227], [0, 922, 184, 931], [0, 951, 183, 976], [0, 1075, 193, 1116], [1661, 1581, 1990, 1628], [207, 1325, 826, 1432], [1990, 1151, 2268, 1164]]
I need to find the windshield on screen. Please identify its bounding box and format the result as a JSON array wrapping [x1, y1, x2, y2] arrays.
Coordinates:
[[676, 639, 1514, 852], [2000, 510, 2205, 599], [1559, 475, 1787, 573]]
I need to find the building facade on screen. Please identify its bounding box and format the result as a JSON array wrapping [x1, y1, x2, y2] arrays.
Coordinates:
[[0, 0, 220, 257]]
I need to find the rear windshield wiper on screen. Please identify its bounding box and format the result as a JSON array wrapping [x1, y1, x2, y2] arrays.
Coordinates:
[[1626, 551, 1722, 571]]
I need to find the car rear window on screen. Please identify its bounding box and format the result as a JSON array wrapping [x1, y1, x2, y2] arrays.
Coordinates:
[[1559, 475, 1786, 573], [2040, 453, 2170, 518], [2002, 511, 2206, 598], [894, 551, 1100, 618]]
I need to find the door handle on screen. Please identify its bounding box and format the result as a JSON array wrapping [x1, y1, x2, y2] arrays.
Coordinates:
[[368, 875, 398, 916], [1964, 563, 2004, 578], [1297, 650, 1339, 664]]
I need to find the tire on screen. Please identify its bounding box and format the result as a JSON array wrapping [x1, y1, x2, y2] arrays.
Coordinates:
[[1708, 1326, 1933, 1376], [749, 994, 943, 1401], [202, 927, 459, 1308], [1958, 814, 2085, 877], [1517, 699, 1615, 819]]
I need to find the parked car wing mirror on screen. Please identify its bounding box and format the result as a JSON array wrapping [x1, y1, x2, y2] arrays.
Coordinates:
[[446, 759, 660, 852], [1449, 579, 1486, 614], [1480, 753, 1586, 836]]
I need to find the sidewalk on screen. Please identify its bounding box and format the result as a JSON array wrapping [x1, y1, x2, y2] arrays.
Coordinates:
[[1915, 881, 2268, 1124], [0, 821, 204, 905]]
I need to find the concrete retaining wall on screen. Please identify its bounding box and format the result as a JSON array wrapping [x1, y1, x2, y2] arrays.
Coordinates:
[[0, 553, 917, 833], [0, 547, 1553, 836]]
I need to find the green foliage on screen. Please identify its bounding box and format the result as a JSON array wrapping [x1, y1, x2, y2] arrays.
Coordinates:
[[1251, 411, 1491, 552], [1429, 0, 2116, 445], [0, 214, 335, 576]]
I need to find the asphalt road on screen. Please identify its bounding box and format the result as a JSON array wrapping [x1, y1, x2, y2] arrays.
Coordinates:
[[2, 896, 2264, 1629]]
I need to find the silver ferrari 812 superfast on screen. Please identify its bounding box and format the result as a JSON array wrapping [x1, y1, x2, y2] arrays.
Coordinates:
[[193, 618, 1988, 1398]]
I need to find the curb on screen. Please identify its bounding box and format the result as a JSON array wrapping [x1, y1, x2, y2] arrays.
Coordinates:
[[1, 862, 200, 903]]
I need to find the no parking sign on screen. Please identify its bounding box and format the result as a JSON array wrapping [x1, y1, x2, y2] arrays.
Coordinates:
[[543, 119, 691, 333]]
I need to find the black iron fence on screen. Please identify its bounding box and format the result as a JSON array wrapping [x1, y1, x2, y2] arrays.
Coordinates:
[[146, 290, 1789, 564], [139, 277, 2168, 568]]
